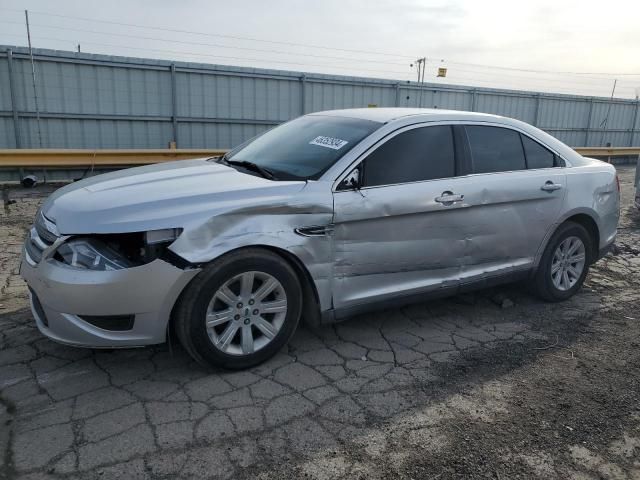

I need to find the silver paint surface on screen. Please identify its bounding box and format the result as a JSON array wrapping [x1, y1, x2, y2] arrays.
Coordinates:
[[21, 257, 199, 347], [20, 108, 620, 348]]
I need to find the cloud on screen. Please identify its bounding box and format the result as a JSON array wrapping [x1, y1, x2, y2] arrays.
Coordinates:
[[1, 0, 638, 97]]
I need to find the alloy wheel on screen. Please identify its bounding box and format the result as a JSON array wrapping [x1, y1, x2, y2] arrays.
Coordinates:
[[205, 271, 288, 355], [551, 236, 586, 291]]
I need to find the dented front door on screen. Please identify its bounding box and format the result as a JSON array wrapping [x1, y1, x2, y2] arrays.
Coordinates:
[[332, 177, 473, 310]]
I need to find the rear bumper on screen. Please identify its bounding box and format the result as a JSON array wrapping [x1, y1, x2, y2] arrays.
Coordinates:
[[20, 250, 200, 348]]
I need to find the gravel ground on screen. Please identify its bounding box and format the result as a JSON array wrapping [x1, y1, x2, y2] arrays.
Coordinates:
[[0, 166, 639, 480]]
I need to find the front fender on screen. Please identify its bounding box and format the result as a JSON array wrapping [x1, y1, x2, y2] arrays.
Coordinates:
[[169, 185, 335, 311]]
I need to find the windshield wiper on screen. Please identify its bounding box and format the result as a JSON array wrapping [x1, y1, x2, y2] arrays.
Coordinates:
[[225, 159, 275, 180]]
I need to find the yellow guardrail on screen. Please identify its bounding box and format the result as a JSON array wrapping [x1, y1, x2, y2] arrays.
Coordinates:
[[0, 147, 637, 168], [0, 149, 227, 167], [574, 147, 640, 157]]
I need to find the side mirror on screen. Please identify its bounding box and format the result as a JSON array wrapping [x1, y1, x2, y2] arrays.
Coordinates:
[[338, 167, 361, 190]]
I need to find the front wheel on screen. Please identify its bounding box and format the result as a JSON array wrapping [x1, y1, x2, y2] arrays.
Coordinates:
[[532, 222, 592, 302], [174, 248, 302, 369]]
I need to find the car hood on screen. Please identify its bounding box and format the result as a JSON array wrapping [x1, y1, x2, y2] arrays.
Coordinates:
[[42, 158, 308, 234]]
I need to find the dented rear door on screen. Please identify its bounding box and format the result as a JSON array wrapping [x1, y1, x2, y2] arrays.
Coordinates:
[[442, 168, 566, 284], [456, 124, 567, 283]]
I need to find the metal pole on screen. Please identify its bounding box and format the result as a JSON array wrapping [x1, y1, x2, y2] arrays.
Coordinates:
[[6, 49, 22, 148], [395, 83, 400, 107], [629, 100, 639, 147], [25, 10, 43, 147], [599, 79, 617, 146], [418, 57, 426, 108], [170, 63, 179, 147], [300, 75, 306, 115], [470, 89, 477, 112], [584, 98, 594, 146], [533, 94, 541, 127]]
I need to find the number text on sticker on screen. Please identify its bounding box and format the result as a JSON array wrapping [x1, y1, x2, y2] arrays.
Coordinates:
[[309, 136, 349, 150]]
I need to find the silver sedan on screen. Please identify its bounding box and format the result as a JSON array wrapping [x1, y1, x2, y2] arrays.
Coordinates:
[[21, 108, 620, 369]]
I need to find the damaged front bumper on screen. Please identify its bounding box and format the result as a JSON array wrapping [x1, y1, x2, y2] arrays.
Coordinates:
[[20, 249, 200, 348]]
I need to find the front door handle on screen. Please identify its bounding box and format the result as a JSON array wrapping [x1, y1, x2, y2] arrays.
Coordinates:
[[435, 191, 464, 205], [541, 181, 563, 192]]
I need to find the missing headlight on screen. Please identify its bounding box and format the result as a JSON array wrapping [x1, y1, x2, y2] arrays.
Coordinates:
[[53, 229, 184, 270], [56, 238, 133, 271]]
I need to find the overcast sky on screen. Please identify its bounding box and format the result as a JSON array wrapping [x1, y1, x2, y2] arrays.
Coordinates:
[[1, 0, 639, 98]]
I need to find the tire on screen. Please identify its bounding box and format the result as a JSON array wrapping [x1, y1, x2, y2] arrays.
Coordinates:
[[533, 221, 593, 302], [174, 248, 302, 369]]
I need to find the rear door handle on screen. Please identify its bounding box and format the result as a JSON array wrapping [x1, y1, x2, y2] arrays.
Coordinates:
[[435, 191, 464, 204], [541, 181, 563, 192]]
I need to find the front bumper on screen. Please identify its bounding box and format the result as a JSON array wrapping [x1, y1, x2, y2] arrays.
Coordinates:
[[20, 250, 200, 348]]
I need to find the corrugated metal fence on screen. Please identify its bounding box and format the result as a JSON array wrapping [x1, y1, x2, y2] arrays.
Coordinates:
[[1, 45, 639, 150]]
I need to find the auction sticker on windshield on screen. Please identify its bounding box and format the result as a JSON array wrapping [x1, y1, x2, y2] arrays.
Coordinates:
[[309, 136, 349, 150]]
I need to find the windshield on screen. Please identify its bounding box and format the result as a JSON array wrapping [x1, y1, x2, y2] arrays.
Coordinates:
[[224, 115, 381, 180]]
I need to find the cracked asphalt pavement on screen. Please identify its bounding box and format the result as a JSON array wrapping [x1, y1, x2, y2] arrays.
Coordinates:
[[1, 166, 640, 479]]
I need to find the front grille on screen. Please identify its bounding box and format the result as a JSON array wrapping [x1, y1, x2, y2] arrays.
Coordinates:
[[35, 211, 58, 244], [25, 234, 44, 263], [25, 211, 59, 265]]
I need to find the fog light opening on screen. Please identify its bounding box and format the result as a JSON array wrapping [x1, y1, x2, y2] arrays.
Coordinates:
[[79, 314, 135, 331]]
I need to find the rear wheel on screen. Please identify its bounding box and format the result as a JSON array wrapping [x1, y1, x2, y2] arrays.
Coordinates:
[[175, 248, 302, 369], [533, 222, 592, 302]]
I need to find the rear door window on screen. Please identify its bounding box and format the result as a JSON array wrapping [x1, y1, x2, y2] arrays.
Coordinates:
[[363, 125, 455, 187], [521, 134, 556, 169], [465, 126, 526, 174]]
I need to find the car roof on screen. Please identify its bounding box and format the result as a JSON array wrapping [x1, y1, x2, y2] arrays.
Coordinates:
[[308, 107, 505, 124], [309, 107, 586, 168]]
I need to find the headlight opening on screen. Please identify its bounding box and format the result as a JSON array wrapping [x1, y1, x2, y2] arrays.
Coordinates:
[[56, 238, 133, 271], [53, 229, 183, 271]]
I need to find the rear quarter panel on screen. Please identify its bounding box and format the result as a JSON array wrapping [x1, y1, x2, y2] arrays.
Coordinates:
[[560, 159, 619, 250]]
